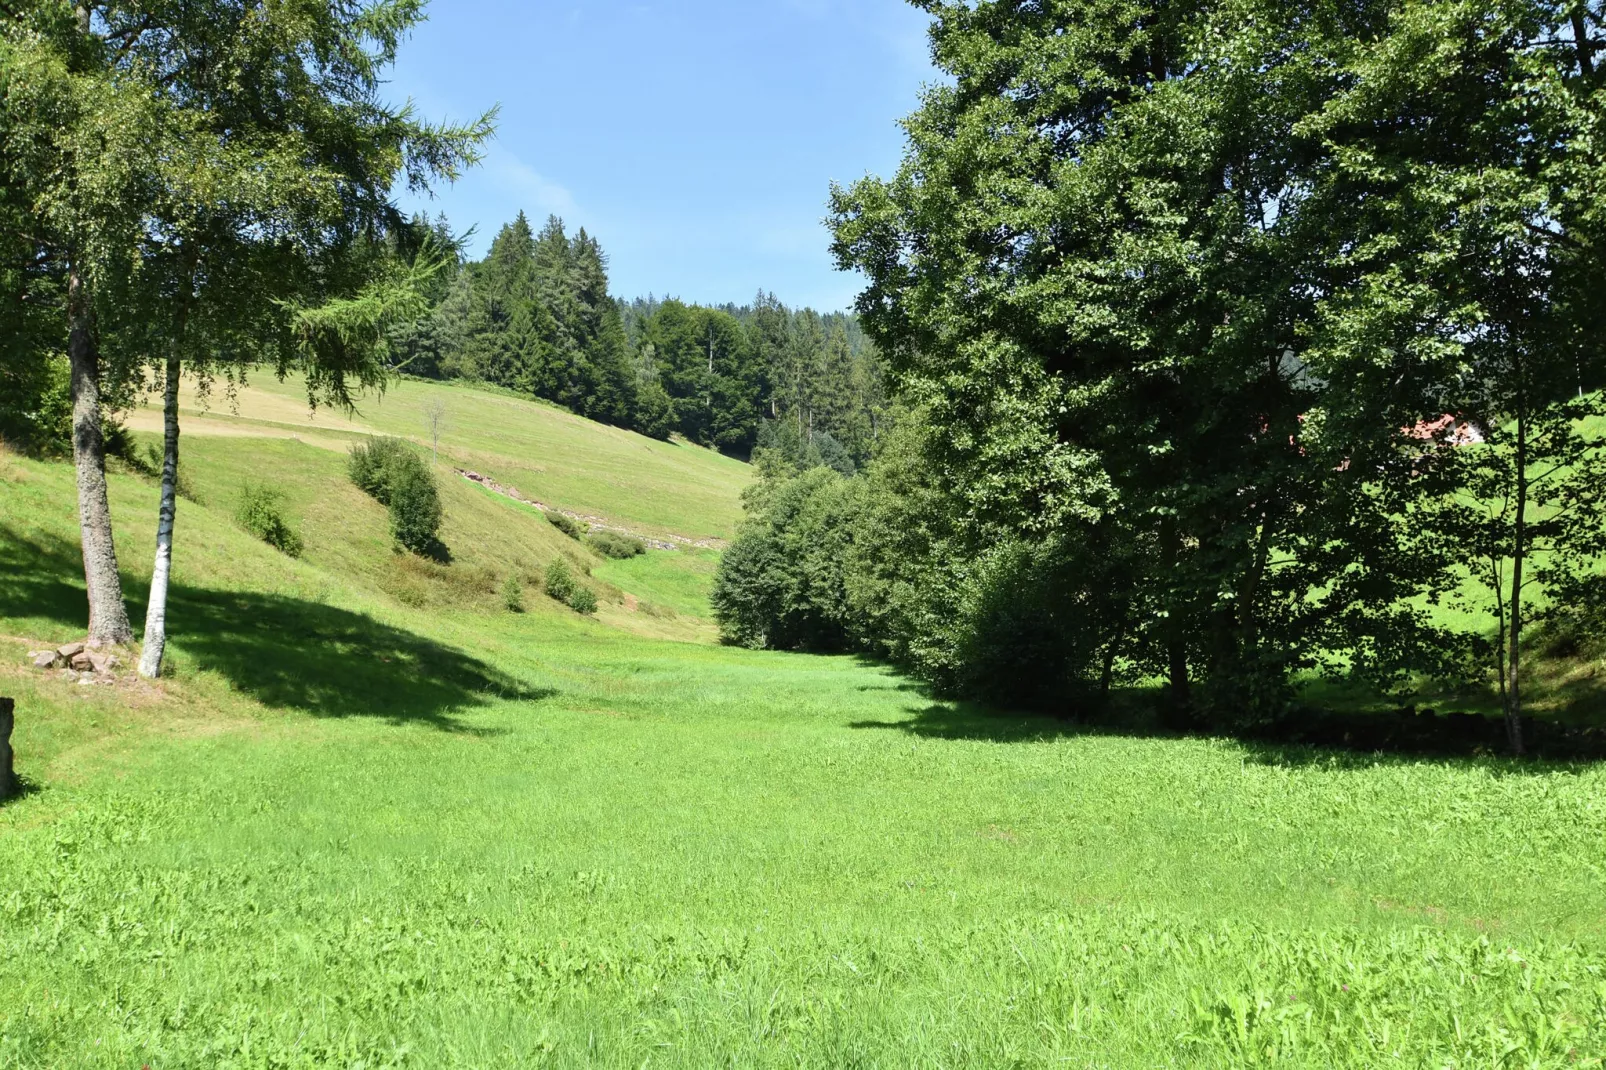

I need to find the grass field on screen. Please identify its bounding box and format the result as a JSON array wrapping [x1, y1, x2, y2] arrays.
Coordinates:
[[121, 372, 754, 542], [3, 388, 1606, 1066]]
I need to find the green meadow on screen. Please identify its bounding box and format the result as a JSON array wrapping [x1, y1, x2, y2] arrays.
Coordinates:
[[2, 380, 1605, 1067]]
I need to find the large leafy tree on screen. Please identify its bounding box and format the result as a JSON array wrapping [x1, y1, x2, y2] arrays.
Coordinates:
[[1, 0, 490, 668], [1298, 0, 1606, 750], [1, 2, 169, 646], [831, 0, 1341, 720], [640, 299, 764, 452], [830, 0, 1605, 743]]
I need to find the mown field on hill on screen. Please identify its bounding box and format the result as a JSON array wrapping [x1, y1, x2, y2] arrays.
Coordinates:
[[3, 381, 1605, 1067], [121, 373, 754, 544]]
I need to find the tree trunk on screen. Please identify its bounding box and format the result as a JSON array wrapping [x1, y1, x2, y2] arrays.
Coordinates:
[[1574, 11, 1597, 81], [0, 696, 14, 800], [1506, 414, 1528, 757], [1160, 516, 1192, 722], [69, 268, 134, 648], [137, 347, 182, 679], [1099, 616, 1128, 704]]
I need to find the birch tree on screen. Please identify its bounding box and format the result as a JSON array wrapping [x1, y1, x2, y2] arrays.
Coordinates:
[[87, 0, 493, 678]]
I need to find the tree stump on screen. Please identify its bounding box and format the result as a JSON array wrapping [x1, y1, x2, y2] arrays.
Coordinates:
[[0, 698, 13, 799]]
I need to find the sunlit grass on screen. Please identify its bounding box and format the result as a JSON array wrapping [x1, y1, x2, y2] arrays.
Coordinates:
[[2, 435, 1605, 1066], [124, 372, 753, 541]]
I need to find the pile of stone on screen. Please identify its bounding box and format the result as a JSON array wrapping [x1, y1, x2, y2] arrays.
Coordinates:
[[28, 641, 121, 683]]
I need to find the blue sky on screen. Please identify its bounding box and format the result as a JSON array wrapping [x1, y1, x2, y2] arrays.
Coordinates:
[[389, 1, 937, 312]]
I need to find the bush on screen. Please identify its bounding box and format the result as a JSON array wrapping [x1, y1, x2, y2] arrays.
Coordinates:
[[349, 437, 444, 557], [546, 511, 585, 540], [236, 482, 304, 557], [0, 353, 71, 455], [545, 559, 597, 614], [589, 531, 646, 559], [388, 461, 443, 557], [545, 560, 576, 603], [712, 467, 866, 651], [501, 574, 525, 613], [348, 437, 415, 504]]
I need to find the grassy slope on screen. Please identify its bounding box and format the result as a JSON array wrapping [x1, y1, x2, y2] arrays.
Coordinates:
[[122, 373, 753, 542], [2, 435, 1606, 1065]]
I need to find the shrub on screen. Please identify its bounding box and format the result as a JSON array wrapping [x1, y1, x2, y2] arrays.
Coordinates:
[[348, 437, 415, 504], [544, 559, 597, 614], [545, 559, 576, 603], [712, 467, 865, 651], [589, 531, 646, 559], [501, 575, 525, 613], [546, 511, 585, 541], [236, 482, 303, 557], [388, 461, 443, 557], [349, 437, 444, 557], [0, 354, 71, 455]]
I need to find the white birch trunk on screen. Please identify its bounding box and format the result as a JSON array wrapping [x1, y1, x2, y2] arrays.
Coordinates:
[[138, 350, 182, 679]]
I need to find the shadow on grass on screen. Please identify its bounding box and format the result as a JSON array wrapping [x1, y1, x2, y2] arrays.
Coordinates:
[[850, 686, 1606, 770], [0, 526, 552, 733], [1, 774, 44, 809]]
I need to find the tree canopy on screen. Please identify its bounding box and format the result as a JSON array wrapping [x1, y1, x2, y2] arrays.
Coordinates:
[[706, 0, 1606, 751]]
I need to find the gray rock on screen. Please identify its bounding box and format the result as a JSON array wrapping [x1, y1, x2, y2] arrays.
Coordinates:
[[31, 651, 58, 670], [57, 641, 86, 661], [69, 652, 94, 672]]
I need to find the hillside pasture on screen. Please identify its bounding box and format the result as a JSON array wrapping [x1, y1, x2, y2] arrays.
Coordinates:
[[1, 445, 1604, 1067]]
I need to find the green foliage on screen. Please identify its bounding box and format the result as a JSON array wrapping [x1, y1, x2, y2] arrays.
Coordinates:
[[347, 437, 419, 504], [568, 585, 598, 616], [546, 510, 585, 541], [348, 437, 443, 557], [234, 482, 302, 558], [589, 530, 647, 559], [753, 418, 855, 477], [718, 420, 1141, 711], [824, 0, 1606, 741], [544, 558, 597, 614], [422, 212, 663, 437], [387, 458, 444, 559], [408, 239, 890, 459], [0, 353, 71, 455], [712, 467, 867, 651], [545, 559, 577, 604], [501, 574, 524, 613]]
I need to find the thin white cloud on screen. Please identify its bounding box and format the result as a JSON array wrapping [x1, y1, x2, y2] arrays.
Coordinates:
[[486, 149, 581, 220]]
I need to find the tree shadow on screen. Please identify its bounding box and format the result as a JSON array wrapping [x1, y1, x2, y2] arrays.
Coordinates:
[[1, 774, 44, 809], [850, 701, 1096, 744], [0, 525, 553, 733], [0, 528, 88, 629], [849, 686, 1606, 772], [168, 587, 551, 730]]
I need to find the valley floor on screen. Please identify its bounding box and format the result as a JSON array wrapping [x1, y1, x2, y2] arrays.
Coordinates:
[[2, 396, 1605, 1066]]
